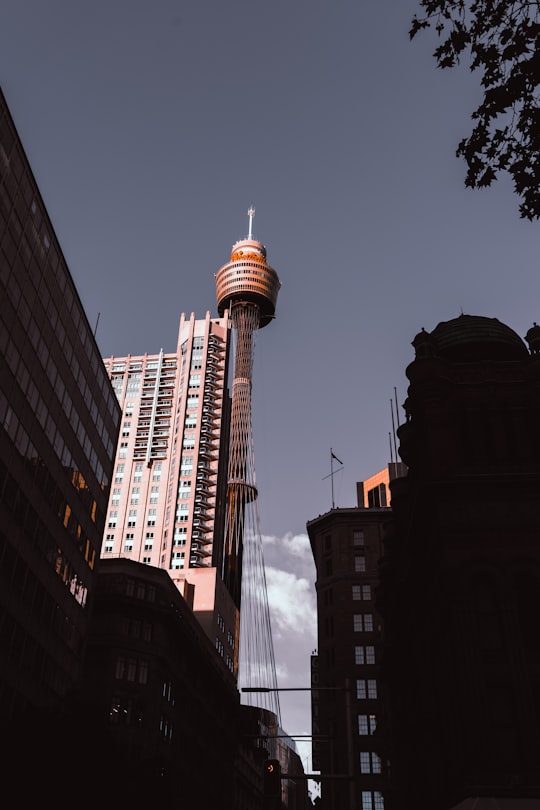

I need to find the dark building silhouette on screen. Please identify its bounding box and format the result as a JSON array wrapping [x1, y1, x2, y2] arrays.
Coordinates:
[[81, 557, 239, 806], [307, 463, 405, 810], [81, 558, 309, 809], [378, 314, 540, 809], [0, 87, 121, 725]]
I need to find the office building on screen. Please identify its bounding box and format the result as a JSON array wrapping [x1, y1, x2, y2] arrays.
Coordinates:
[[378, 314, 540, 809], [0, 86, 120, 728], [307, 463, 405, 810]]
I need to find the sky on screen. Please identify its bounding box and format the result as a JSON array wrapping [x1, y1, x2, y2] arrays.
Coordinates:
[[2, 0, 540, 789]]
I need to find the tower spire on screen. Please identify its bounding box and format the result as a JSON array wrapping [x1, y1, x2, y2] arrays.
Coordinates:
[[247, 205, 255, 239]]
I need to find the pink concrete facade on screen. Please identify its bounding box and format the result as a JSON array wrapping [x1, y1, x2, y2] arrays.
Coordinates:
[[102, 310, 239, 676]]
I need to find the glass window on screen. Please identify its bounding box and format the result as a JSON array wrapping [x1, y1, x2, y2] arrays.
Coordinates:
[[355, 556, 366, 572], [357, 714, 376, 735], [355, 646, 376, 665], [364, 792, 384, 809]]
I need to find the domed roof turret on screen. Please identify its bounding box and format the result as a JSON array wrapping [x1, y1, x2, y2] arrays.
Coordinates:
[[413, 314, 528, 362]]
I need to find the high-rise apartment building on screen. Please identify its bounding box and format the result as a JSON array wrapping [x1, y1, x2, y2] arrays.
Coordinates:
[[102, 311, 238, 671], [0, 86, 121, 722]]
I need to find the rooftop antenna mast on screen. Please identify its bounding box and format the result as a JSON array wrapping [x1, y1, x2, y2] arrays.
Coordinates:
[[247, 205, 255, 239]]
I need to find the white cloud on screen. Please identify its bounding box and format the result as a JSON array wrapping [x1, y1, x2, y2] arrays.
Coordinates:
[[266, 567, 316, 638]]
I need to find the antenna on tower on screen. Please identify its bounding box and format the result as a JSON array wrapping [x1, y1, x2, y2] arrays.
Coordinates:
[[247, 205, 255, 239]]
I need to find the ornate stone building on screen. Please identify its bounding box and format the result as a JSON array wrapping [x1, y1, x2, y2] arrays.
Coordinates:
[[378, 315, 540, 809]]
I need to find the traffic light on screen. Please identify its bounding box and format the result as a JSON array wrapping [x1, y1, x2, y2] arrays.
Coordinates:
[[263, 758, 281, 797]]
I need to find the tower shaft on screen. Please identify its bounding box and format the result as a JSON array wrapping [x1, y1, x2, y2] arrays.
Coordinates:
[[215, 214, 282, 718], [223, 304, 259, 606]]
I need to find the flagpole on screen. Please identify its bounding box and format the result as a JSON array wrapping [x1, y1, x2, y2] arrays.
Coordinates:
[[330, 448, 335, 509], [324, 449, 344, 511]]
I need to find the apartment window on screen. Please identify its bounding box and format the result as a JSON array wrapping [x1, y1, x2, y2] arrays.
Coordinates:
[[355, 646, 375, 665], [150, 486, 160, 504], [353, 530, 365, 547], [354, 614, 373, 632], [115, 655, 148, 684], [357, 679, 378, 700], [362, 791, 384, 809], [134, 462, 143, 482], [183, 434, 195, 450], [358, 613, 373, 632], [108, 511, 118, 528], [111, 488, 121, 506], [142, 556, 152, 564], [171, 551, 185, 569], [362, 585, 371, 601], [104, 541, 114, 553], [130, 487, 140, 504], [180, 456, 193, 476], [355, 556, 366, 572], [147, 508, 156, 526], [358, 714, 377, 735], [360, 753, 382, 775], [352, 585, 362, 601], [114, 464, 125, 483], [152, 461, 162, 481], [177, 503, 189, 522]]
